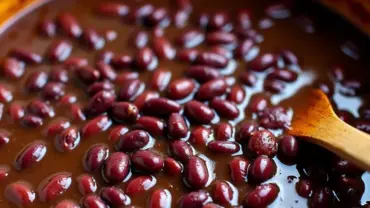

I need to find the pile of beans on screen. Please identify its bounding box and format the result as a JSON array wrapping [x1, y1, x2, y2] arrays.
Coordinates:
[[0, 0, 369, 207]]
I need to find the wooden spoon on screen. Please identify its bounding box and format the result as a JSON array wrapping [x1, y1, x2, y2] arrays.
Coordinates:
[[287, 89, 370, 171]]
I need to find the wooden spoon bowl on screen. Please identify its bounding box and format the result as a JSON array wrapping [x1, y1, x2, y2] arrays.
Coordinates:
[[287, 89, 370, 171]]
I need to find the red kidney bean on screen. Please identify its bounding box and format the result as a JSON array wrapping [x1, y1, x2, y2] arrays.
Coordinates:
[[42, 82, 65, 101], [164, 157, 183, 176], [105, 30, 117, 41], [151, 68, 172, 91], [70, 104, 86, 121], [27, 99, 55, 118], [0, 84, 12, 103], [248, 130, 277, 157], [128, 4, 154, 23], [258, 106, 291, 129], [136, 47, 155, 70], [329, 65, 345, 82], [210, 98, 239, 120], [96, 50, 114, 64], [14, 140, 47, 170], [55, 127, 80, 152], [83, 144, 109, 172], [116, 71, 139, 84], [118, 79, 143, 101], [39, 19, 56, 37], [149, 189, 172, 208], [186, 65, 221, 83], [211, 46, 233, 59], [7, 102, 25, 122], [46, 39, 72, 62], [77, 174, 97, 195], [236, 122, 258, 143], [100, 186, 131, 206], [5, 181, 36, 207], [239, 71, 257, 86], [142, 97, 181, 117], [81, 115, 112, 139], [209, 12, 230, 30], [185, 100, 215, 124], [2, 57, 25, 80], [111, 102, 139, 123], [44, 118, 71, 137], [184, 156, 209, 189], [131, 150, 164, 173], [153, 36, 176, 60], [25, 71, 48, 92], [243, 183, 279, 207], [176, 29, 205, 48], [278, 135, 299, 163], [331, 157, 363, 175], [8, 48, 42, 65], [96, 61, 117, 81], [236, 9, 252, 29], [280, 49, 298, 65], [195, 52, 229, 68], [167, 78, 195, 100], [176, 48, 199, 62], [196, 78, 227, 101], [208, 141, 240, 154], [59, 93, 77, 105], [21, 115, 43, 128], [266, 3, 291, 19], [134, 116, 165, 137], [86, 90, 116, 116], [249, 155, 276, 183], [102, 152, 130, 183], [206, 31, 237, 46], [214, 122, 233, 141], [87, 81, 114, 96], [50, 67, 68, 83], [116, 130, 149, 152], [248, 53, 278, 72], [334, 175, 365, 203], [229, 156, 250, 184], [213, 181, 236, 206], [108, 125, 129, 143], [82, 194, 108, 208], [196, 12, 209, 28], [296, 179, 313, 198], [234, 39, 254, 59], [55, 200, 80, 208], [57, 12, 82, 38], [0, 130, 10, 147], [129, 30, 148, 49], [178, 190, 212, 208], [75, 66, 101, 84], [126, 176, 157, 197], [189, 126, 212, 146], [267, 68, 298, 83], [37, 172, 72, 202], [227, 85, 246, 104], [169, 140, 194, 163], [309, 187, 334, 208], [83, 29, 105, 50], [248, 95, 268, 112], [64, 57, 88, 70], [173, 10, 189, 28], [133, 90, 159, 110], [97, 3, 129, 17], [147, 7, 169, 27], [168, 113, 188, 139]]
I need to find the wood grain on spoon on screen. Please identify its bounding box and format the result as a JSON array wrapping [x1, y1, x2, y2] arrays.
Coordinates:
[[287, 89, 370, 171]]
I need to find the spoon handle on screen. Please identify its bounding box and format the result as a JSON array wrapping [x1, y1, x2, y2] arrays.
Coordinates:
[[310, 116, 370, 171]]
